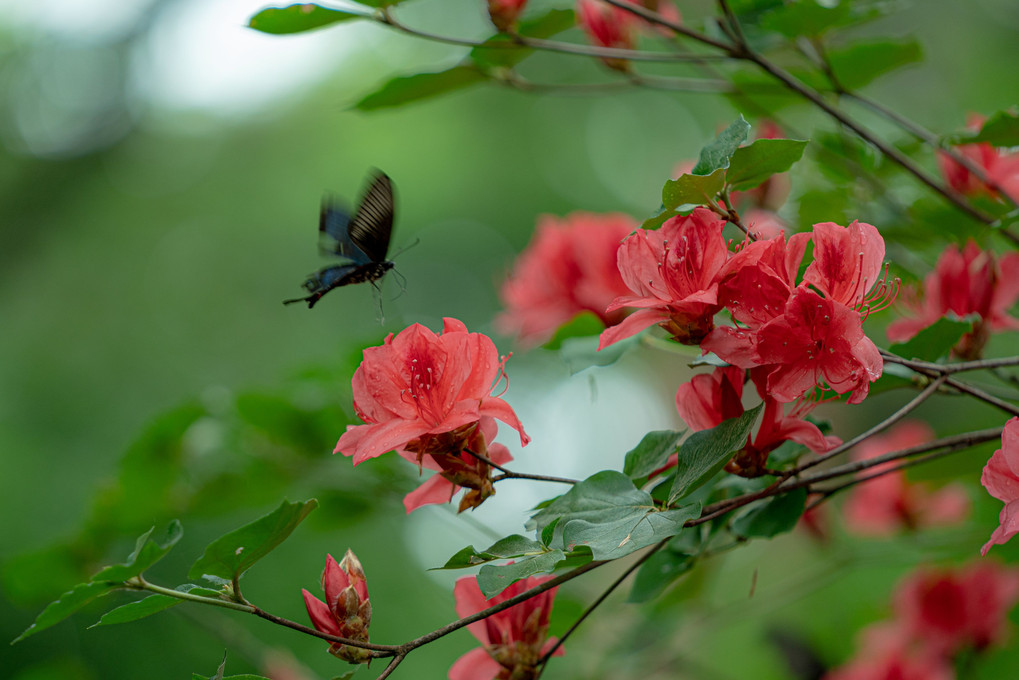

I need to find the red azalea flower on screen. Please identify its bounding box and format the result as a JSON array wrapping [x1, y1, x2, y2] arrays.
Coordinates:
[[844, 421, 969, 535], [674, 365, 839, 477], [576, 0, 636, 70], [400, 417, 513, 513], [335, 318, 529, 465], [981, 417, 1019, 555], [939, 115, 1019, 202], [302, 550, 372, 663], [888, 241, 1019, 359], [598, 207, 729, 349], [893, 561, 1019, 654], [802, 220, 891, 311], [752, 288, 882, 404], [449, 574, 562, 680], [498, 212, 636, 346], [825, 621, 954, 680], [487, 0, 528, 31]]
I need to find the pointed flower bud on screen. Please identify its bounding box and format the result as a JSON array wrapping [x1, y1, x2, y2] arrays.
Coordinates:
[[302, 550, 372, 664]]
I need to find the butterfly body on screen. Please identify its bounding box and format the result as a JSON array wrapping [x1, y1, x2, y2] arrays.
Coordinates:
[[285, 170, 396, 308]]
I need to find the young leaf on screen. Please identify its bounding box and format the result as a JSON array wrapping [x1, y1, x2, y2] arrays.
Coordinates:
[[623, 430, 685, 480], [691, 116, 750, 175], [641, 208, 679, 231], [248, 4, 361, 35], [828, 39, 923, 90], [435, 535, 546, 570], [662, 169, 726, 210], [889, 315, 976, 362], [91, 520, 183, 583], [477, 550, 566, 599], [354, 66, 485, 111], [436, 545, 499, 570], [759, 0, 851, 37], [188, 499, 317, 584], [731, 488, 808, 538], [726, 139, 808, 191], [543, 311, 606, 350], [12, 581, 116, 644], [668, 405, 763, 504]]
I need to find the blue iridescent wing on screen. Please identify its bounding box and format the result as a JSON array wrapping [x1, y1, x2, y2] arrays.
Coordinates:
[[318, 201, 371, 264], [348, 171, 394, 264]]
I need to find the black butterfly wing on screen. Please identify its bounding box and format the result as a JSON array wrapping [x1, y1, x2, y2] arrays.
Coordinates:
[[348, 171, 394, 264], [318, 201, 371, 264]]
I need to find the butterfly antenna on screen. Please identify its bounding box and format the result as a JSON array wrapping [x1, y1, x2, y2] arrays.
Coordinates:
[[389, 237, 421, 261]]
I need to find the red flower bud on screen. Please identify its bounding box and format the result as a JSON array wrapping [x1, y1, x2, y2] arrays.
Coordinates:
[[302, 550, 372, 664]]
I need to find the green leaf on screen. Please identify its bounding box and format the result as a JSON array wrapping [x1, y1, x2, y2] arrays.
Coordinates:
[[669, 405, 763, 504], [759, 0, 851, 37], [623, 430, 685, 480], [435, 535, 546, 570], [543, 311, 607, 350], [91, 520, 183, 583], [628, 531, 701, 603], [827, 39, 922, 90], [248, 4, 361, 35], [354, 66, 485, 111], [662, 169, 726, 210], [12, 581, 116, 644], [470, 9, 575, 69], [540, 517, 560, 548], [528, 471, 701, 561], [90, 592, 182, 628], [726, 139, 808, 191], [951, 109, 1019, 147], [560, 333, 638, 375], [562, 502, 701, 561], [641, 208, 678, 231], [732, 488, 807, 538], [188, 499, 317, 584], [691, 116, 750, 175], [889, 315, 976, 362], [476, 551, 566, 598]]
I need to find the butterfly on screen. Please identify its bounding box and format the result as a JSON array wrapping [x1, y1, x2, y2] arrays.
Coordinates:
[[284, 170, 396, 308]]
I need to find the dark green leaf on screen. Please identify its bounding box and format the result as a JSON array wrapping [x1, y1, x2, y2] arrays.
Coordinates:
[[628, 535, 698, 603], [950, 109, 1019, 147], [540, 517, 560, 548], [691, 116, 750, 175], [188, 499, 317, 583], [544, 311, 606, 350], [91, 521, 183, 583], [669, 405, 763, 504], [732, 488, 808, 538], [477, 551, 566, 598], [662, 169, 726, 210], [248, 4, 361, 35], [828, 39, 922, 90], [623, 430, 685, 480], [436, 545, 498, 570], [470, 10, 575, 69], [12, 581, 116, 644], [90, 592, 182, 628], [354, 66, 485, 111], [726, 139, 808, 191], [889, 315, 976, 362]]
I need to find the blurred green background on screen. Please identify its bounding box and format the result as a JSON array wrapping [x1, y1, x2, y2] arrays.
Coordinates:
[[4, 0, 1019, 678]]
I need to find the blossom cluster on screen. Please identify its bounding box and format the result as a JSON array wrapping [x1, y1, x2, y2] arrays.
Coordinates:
[[827, 560, 1019, 679]]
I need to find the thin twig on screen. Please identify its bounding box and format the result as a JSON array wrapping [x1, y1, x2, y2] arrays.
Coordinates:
[[536, 541, 667, 674], [944, 376, 1019, 417], [880, 352, 1019, 376], [795, 374, 948, 474], [374, 654, 406, 680]]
